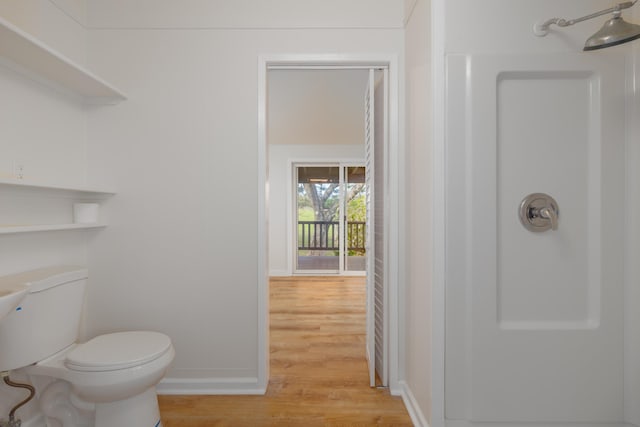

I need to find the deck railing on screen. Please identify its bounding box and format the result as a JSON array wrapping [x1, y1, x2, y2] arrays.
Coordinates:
[[298, 221, 365, 252]]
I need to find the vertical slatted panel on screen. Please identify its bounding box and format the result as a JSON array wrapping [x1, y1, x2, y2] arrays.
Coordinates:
[[373, 70, 387, 386], [364, 69, 376, 387]]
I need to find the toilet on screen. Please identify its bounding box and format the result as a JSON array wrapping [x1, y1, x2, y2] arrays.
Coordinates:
[[0, 266, 175, 427]]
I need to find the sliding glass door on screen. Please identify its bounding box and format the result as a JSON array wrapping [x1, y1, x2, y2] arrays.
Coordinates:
[[344, 166, 366, 272], [295, 164, 366, 274]]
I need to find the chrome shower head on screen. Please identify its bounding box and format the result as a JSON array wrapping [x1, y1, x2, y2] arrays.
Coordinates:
[[583, 11, 640, 51], [534, 1, 640, 51]]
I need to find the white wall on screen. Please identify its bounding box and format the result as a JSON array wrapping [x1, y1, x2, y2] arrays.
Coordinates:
[[85, 15, 403, 391], [0, 0, 90, 421], [268, 70, 369, 147], [0, 0, 86, 66], [403, 1, 432, 426], [626, 8, 640, 425], [268, 144, 365, 276], [51, 0, 87, 26], [445, 0, 616, 53], [625, 10, 640, 426], [0, 0, 88, 187]]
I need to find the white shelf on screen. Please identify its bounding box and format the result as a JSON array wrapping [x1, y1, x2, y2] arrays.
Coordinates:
[[0, 178, 115, 196], [0, 223, 107, 235], [0, 17, 126, 103]]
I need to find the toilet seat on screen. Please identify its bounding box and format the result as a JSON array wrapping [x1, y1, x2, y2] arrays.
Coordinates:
[[65, 331, 172, 372]]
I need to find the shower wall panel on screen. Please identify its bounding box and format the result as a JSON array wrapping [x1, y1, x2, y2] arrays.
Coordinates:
[[497, 71, 594, 331], [445, 53, 626, 423]]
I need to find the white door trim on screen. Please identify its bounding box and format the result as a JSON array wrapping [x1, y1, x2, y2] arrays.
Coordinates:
[[257, 53, 402, 394], [432, 0, 447, 424]]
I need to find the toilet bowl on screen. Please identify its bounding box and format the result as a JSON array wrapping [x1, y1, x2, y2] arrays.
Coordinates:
[[28, 331, 175, 426], [0, 267, 175, 427]]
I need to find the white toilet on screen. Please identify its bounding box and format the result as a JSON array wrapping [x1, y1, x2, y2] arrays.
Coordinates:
[[0, 266, 175, 427]]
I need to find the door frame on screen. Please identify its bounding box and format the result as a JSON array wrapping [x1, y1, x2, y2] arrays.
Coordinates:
[[257, 54, 402, 394]]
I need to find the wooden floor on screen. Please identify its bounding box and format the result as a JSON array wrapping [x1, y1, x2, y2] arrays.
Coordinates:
[[158, 276, 412, 426]]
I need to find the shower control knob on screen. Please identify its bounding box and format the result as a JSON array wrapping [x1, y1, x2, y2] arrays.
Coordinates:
[[519, 193, 559, 232]]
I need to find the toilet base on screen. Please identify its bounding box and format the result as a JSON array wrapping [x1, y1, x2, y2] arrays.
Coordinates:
[[95, 387, 162, 427]]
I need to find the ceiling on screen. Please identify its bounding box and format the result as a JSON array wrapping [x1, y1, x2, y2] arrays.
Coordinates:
[[267, 69, 369, 146]]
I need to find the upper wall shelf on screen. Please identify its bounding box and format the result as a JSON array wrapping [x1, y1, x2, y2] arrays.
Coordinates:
[[0, 223, 107, 235], [0, 178, 115, 196], [0, 17, 127, 103]]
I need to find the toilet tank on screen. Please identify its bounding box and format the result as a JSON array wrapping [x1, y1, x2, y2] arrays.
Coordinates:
[[0, 266, 88, 371]]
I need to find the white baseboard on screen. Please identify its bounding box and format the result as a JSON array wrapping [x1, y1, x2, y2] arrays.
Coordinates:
[[268, 269, 291, 277], [399, 380, 430, 427], [157, 376, 266, 395], [446, 423, 638, 427]]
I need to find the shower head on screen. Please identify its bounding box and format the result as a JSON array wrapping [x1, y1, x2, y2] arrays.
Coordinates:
[[583, 11, 640, 51], [534, 1, 640, 51]]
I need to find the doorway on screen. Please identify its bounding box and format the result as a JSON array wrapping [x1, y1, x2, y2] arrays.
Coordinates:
[[257, 55, 401, 395]]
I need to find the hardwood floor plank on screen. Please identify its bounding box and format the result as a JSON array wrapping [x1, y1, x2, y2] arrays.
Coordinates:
[[159, 276, 412, 426]]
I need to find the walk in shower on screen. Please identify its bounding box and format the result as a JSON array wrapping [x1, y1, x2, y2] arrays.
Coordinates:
[[443, 48, 639, 426]]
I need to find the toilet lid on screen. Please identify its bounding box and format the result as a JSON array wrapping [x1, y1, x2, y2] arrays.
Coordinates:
[[65, 331, 172, 372]]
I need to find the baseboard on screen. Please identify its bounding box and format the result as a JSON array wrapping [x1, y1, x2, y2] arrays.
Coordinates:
[[445, 423, 637, 427], [157, 377, 266, 395], [399, 380, 430, 427], [268, 269, 291, 277]]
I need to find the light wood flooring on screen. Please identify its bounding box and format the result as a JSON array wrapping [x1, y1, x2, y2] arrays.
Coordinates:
[[158, 276, 412, 426]]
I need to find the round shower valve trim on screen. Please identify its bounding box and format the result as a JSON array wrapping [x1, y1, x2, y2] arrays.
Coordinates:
[[519, 193, 559, 232]]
